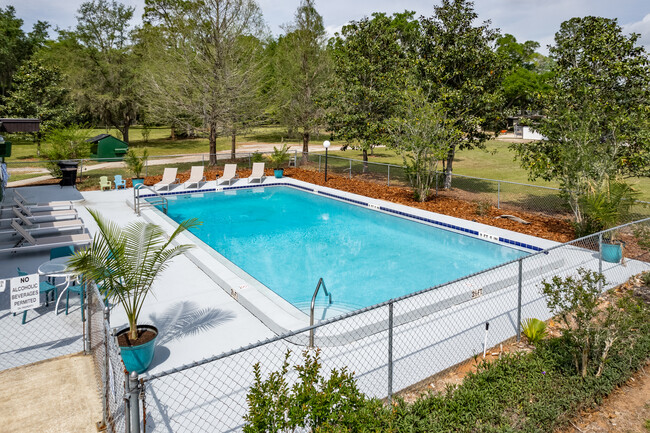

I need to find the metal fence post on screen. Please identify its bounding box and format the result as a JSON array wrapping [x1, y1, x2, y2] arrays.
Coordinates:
[[318, 155, 321, 172], [101, 307, 110, 430], [387, 301, 394, 404], [598, 232, 603, 287], [145, 158, 148, 177], [387, 165, 391, 186], [516, 258, 523, 342], [202, 154, 204, 167], [126, 371, 141, 433], [84, 283, 91, 355], [79, 159, 84, 182], [349, 160, 352, 179], [497, 181, 501, 209], [435, 172, 439, 197]]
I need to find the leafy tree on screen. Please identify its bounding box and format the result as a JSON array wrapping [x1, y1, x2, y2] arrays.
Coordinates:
[[389, 89, 459, 202], [496, 34, 551, 112], [43, 124, 92, 176], [142, 0, 267, 164], [274, 0, 331, 162], [417, 0, 505, 189], [0, 6, 49, 97], [50, 0, 140, 143], [326, 12, 411, 171], [512, 17, 650, 223], [1, 58, 76, 155]]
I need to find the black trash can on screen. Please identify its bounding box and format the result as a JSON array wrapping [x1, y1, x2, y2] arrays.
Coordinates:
[[58, 160, 79, 188]]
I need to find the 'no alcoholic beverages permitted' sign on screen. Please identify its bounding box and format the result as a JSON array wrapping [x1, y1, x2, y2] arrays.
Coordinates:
[[10, 274, 40, 313]]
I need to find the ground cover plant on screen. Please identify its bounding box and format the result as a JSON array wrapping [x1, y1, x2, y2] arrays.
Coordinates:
[[244, 274, 650, 432]]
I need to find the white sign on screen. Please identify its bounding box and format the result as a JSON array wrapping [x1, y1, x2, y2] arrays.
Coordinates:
[[10, 274, 40, 313], [0, 279, 6, 293]]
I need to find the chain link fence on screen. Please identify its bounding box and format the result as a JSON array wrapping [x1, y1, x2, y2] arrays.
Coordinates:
[[138, 218, 650, 433], [87, 282, 129, 433], [306, 154, 650, 221], [6, 151, 649, 223], [0, 274, 86, 370], [0, 268, 130, 433]]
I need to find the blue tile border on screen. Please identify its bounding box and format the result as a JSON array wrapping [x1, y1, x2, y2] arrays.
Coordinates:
[[142, 182, 544, 253]]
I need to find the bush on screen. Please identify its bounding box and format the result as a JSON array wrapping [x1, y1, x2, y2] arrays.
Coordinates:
[[244, 349, 388, 432], [251, 151, 265, 163], [44, 124, 92, 177], [522, 318, 547, 344]]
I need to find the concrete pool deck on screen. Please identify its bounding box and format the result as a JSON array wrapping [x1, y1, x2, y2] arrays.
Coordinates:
[[2, 182, 649, 433]]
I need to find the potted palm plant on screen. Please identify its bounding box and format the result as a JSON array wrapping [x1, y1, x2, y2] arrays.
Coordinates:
[[268, 143, 291, 178], [68, 208, 201, 373], [124, 148, 149, 188], [581, 179, 639, 263]]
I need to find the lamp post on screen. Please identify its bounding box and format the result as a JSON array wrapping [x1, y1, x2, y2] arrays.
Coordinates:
[[323, 140, 330, 183]]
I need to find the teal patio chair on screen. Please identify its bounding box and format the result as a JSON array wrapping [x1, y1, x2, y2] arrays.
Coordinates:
[[65, 278, 85, 321], [16, 268, 58, 324], [50, 245, 75, 260], [114, 175, 126, 190]]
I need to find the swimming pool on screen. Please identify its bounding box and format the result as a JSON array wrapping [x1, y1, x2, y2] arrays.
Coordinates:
[[158, 186, 529, 314]]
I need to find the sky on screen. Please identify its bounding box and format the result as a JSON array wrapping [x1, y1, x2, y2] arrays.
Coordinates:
[[3, 0, 650, 55]]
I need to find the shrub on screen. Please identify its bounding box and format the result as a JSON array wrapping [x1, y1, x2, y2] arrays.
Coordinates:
[[44, 124, 92, 176], [522, 318, 547, 344], [124, 148, 149, 179], [244, 349, 388, 432], [251, 151, 265, 163], [540, 269, 622, 377], [474, 200, 492, 216]]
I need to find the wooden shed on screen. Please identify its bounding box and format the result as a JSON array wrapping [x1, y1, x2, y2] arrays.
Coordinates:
[[86, 134, 128, 161]]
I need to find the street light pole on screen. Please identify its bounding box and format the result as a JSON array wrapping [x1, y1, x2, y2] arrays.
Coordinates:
[[323, 140, 330, 183]]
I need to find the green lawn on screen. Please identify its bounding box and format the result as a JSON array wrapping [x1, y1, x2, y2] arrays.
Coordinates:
[[329, 142, 650, 201]]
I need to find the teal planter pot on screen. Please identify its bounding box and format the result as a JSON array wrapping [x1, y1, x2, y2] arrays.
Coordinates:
[[274, 169, 284, 178], [131, 178, 145, 188], [601, 241, 624, 264], [117, 325, 158, 374]]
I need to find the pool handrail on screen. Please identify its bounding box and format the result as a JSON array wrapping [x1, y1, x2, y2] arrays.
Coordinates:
[[133, 184, 168, 216], [309, 277, 332, 347]]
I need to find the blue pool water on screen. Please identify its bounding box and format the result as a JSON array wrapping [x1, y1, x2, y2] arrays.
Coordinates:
[[159, 187, 528, 313]]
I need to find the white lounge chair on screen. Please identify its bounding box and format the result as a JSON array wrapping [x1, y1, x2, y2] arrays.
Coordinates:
[[0, 208, 85, 236], [0, 220, 91, 254], [154, 168, 179, 191], [217, 164, 238, 185], [185, 166, 205, 189], [13, 199, 77, 219], [248, 162, 266, 184]]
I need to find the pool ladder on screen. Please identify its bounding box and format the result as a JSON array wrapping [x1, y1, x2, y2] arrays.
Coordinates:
[[133, 184, 168, 216], [309, 278, 332, 347]]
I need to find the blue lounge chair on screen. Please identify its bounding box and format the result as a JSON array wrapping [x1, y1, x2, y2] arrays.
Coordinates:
[[114, 175, 126, 190]]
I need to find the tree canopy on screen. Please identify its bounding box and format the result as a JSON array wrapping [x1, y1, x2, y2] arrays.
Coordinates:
[[513, 16, 650, 223]]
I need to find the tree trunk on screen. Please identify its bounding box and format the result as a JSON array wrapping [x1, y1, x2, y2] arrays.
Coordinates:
[[209, 121, 217, 165], [231, 130, 236, 160], [302, 131, 310, 163], [171, 125, 177, 140], [362, 149, 369, 173], [443, 145, 456, 189], [122, 124, 130, 144]]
